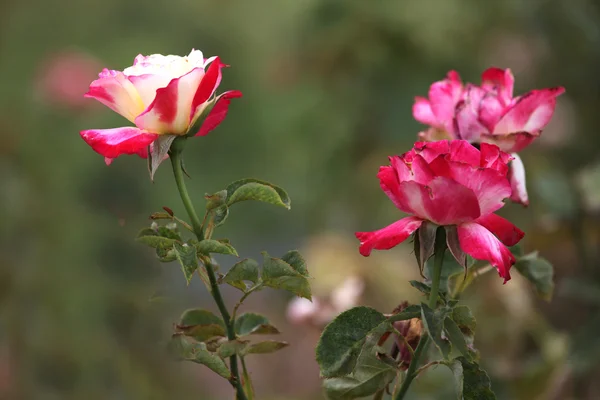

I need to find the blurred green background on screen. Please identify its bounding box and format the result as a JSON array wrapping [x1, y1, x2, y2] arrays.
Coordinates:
[[2, 0, 600, 398]]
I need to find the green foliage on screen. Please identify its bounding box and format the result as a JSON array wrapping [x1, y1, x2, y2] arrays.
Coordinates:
[[513, 251, 555, 301], [409, 280, 446, 304], [169, 335, 231, 380], [261, 252, 311, 299], [242, 340, 289, 355], [173, 243, 199, 285], [211, 204, 230, 228], [226, 178, 291, 209], [444, 317, 472, 361], [451, 306, 476, 339], [421, 303, 450, 359], [445, 357, 496, 400], [316, 307, 388, 378], [222, 259, 260, 291], [322, 325, 397, 399], [177, 309, 226, 341], [217, 339, 250, 358], [235, 313, 280, 336], [194, 239, 238, 257], [281, 250, 309, 276]]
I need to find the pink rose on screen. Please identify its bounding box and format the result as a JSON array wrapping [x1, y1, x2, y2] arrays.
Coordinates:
[[413, 68, 564, 205], [80, 50, 242, 166], [356, 140, 524, 282]]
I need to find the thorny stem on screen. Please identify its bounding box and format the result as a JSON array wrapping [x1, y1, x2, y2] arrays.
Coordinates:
[[394, 227, 446, 400], [169, 138, 248, 400]]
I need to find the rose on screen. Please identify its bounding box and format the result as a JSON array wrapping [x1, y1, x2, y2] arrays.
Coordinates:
[[413, 68, 564, 205], [355, 140, 524, 282], [80, 50, 242, 169]]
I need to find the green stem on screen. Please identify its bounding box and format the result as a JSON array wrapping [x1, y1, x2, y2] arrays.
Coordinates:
[[169, 139, 247, 400], [394, 227, 446, 400]]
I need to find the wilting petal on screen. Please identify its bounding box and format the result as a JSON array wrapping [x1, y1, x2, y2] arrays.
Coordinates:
[[478, 93, 505, 132], [493, 87, 565, 134], [428, 77, 463, 133], [356, 216, 424, 256], [80, 127, 158, 159], [508, 153, 529, 206], [481, 131, 537, 153], [481, 67, 514, 105], [135, 67, 206, 134], [479, 142, 513, 175], [195, 90, 243, 136], [429, 157, 511, 215], [418, 128, 455, 142], [413, 97, 437, 126], [190, 57, 225, 121], [457, 222, 516, 282], [85, 69, 145, 122], [395, 178, 481, 225], [455, 99, 488, 142], [474, 213, 524, 246]]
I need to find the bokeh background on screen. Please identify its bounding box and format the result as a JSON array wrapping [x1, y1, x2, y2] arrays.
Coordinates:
[[2, 0, 600, 398]]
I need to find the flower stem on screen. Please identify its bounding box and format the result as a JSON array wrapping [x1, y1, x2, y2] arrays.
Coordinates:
[[169, 138, 247, 400], [394, 227, 446, 400]]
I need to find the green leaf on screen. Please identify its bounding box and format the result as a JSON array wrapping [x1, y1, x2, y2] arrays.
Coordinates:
[[323, 326, 397, 399], [409, 280, 446, 304], [136, 236, 179, 250], [170, 335, 231, 380], [222, 259, 260, 292], [177, 309, 226, 341], [194, 239, 238, 257], [205, 190, 227, 210], [261, 253, 311, 299], [180, 309, 225, 327], [156, 247, 177, 262], [211, 204, 229, 228], [387, 304, 422, 323], [281, 250, 309, 277], [241, 357, 255, 400], [176, 324, 226, 341], [156, 226, 181, 240], [451, 306, 476, 340], [173, 243, 199, 284], [226, 179, 291, 209], [242, 340, 289, 355], [421, 303, 450, 359], [514, 252, 555, 301], [316, 307, 387, 378], [444, 317, 472, 361], [235, 313, 280, 336], [445, 357, 496, 400], [217, 339, 250, 358]]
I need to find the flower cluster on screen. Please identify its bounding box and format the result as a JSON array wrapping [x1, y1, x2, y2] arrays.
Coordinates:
[[413, 68, 564, 205], [358, 68, 563, 283]]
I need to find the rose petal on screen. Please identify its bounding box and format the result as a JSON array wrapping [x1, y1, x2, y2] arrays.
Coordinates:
[[428, 75, 463, 134], [474, 213, 524, 246], [195, 90, 243, 136], [413, 140, 451, 163], [429, 157, 512, 215], [457, 222, 516, 283], [80, 127, 158, 159], [493, 87, 565, 134], [128, 73, 175, 109], [395, 177, 481, 225], [134, 67, 206, 134], [356, 216, 424, 256], [508, 153, 529, 206], [413, 97, 438, 126], [455, 86, 489, 142], [447, 140, 480, 167], [190, 57, 225, 122], [481, 131, 537, 153], [85, 69, 145, 122], [481, 67, 514, 105], [479, 142, 513, 175]]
